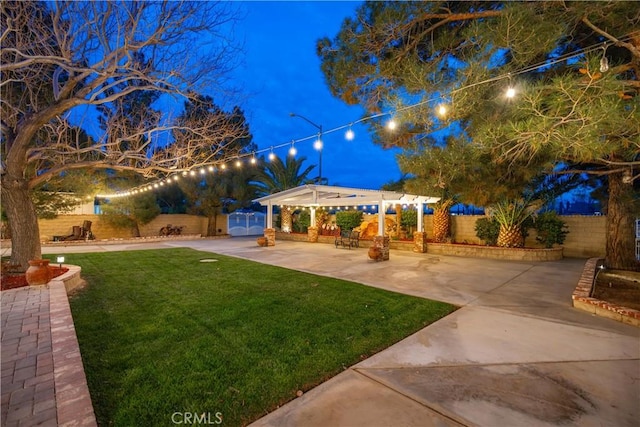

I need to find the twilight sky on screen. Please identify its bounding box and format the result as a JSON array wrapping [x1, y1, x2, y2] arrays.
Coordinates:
[[230, 1, 402, 189]]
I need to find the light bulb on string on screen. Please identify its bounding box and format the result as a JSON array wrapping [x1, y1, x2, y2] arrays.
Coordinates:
[[436, 103, 448, 117], [345, 125, 355, 141], [235, 159, 242, 168], [268, 147, 276, 161], [199, 168, 206, 175], [250, 152, 257, 165], [599, 44, 609, 72], [505, 87, 516, 99], [505, 73, 516, 99], [288, 141, 297, 157], [386, 117, 397, 130], [189, 170, 196, 176], [313, 135, 323, 151], [220, 163, 227, 171], [208, 165, 214, 172]]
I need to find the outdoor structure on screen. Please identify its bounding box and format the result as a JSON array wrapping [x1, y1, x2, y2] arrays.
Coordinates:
[[254, 184, 440, 259]]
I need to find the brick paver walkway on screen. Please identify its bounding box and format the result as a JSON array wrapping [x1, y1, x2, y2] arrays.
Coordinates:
[[1, 287, 57, 426], [1, 281, 96, 427]]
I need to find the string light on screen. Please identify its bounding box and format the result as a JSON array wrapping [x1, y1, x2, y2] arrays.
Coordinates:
[[313, 134, 323, 151], [505, 87, 516, 98], [95, 36, 632, 199], [235, 159, 242, 168], [345, 125, 355, 141], [386, 118, 397, 130], [599, 44, 609, 72]]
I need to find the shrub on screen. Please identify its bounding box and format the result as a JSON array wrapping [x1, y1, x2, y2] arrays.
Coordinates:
[[293, 210, 310, 233], [475, 217, 500, 246], [336, 210, 363, 231], [400, 209, 418, 234], [534, 211, 569, 248]]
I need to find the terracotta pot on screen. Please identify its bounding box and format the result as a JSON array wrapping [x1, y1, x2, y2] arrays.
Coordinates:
[[368, 247, 382, 261], [25, 259, 52, 286]]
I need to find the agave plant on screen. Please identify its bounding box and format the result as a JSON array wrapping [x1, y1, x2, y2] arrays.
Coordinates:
[[487, 199, 541, 248]]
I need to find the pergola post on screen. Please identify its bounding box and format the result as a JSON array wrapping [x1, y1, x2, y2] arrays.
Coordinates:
[[371, 197, 390, 261], [308, 207, 318, 243], [264, 201, 275, 246], [377, 197, 385, 236], [413, 202, 427, 253]]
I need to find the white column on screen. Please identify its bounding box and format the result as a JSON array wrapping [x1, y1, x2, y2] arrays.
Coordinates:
[[266, 201, 273, 229], [417, 202, 423, 232], [310, 207, 316, 227], [378, 197, 385, 236]]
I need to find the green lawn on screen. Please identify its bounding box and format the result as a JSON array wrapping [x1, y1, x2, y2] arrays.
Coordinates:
[[66, 248, 456, 426]]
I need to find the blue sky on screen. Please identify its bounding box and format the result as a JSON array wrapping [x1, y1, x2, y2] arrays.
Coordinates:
[[230, 1, 402, 189]]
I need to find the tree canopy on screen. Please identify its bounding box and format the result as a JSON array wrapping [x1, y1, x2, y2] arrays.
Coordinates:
[[1, 0, 247, 268], [318, 1, 639, 269]]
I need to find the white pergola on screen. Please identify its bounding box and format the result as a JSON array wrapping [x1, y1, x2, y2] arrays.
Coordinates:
[[254, 184, 440, 236]]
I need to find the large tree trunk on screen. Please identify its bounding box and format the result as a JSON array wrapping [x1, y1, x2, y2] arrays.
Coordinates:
[[1, 176, 42, 272], [605, 172, 639, 271]]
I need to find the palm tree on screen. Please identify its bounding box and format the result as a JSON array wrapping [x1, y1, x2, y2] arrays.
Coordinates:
[[255, 155, 315, 232]]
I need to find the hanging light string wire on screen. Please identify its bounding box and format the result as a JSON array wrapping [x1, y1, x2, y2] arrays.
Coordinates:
[[97, 32, 637, 198]]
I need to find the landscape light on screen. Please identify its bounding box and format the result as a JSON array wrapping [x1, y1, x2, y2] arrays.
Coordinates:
[[56, 256, 65, 268]]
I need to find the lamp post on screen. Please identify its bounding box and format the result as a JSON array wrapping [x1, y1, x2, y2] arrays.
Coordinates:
[[289, 113, 323, 184]]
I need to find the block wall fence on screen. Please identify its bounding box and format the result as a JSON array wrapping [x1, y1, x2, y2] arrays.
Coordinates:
[[36, 214, 226, 241], [33, 213, 605, 258]]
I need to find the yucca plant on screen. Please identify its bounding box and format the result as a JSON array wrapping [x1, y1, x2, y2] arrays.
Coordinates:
[[487, 199, 540, 248]]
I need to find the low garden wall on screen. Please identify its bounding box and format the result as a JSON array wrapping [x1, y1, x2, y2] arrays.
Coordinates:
[[426, 242, 564, 261], [276, 231, 563, 261]]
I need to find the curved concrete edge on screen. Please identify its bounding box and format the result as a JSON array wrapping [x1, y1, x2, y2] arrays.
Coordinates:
[[49, 266, 97, 426], [572, 258, 640, 327]]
